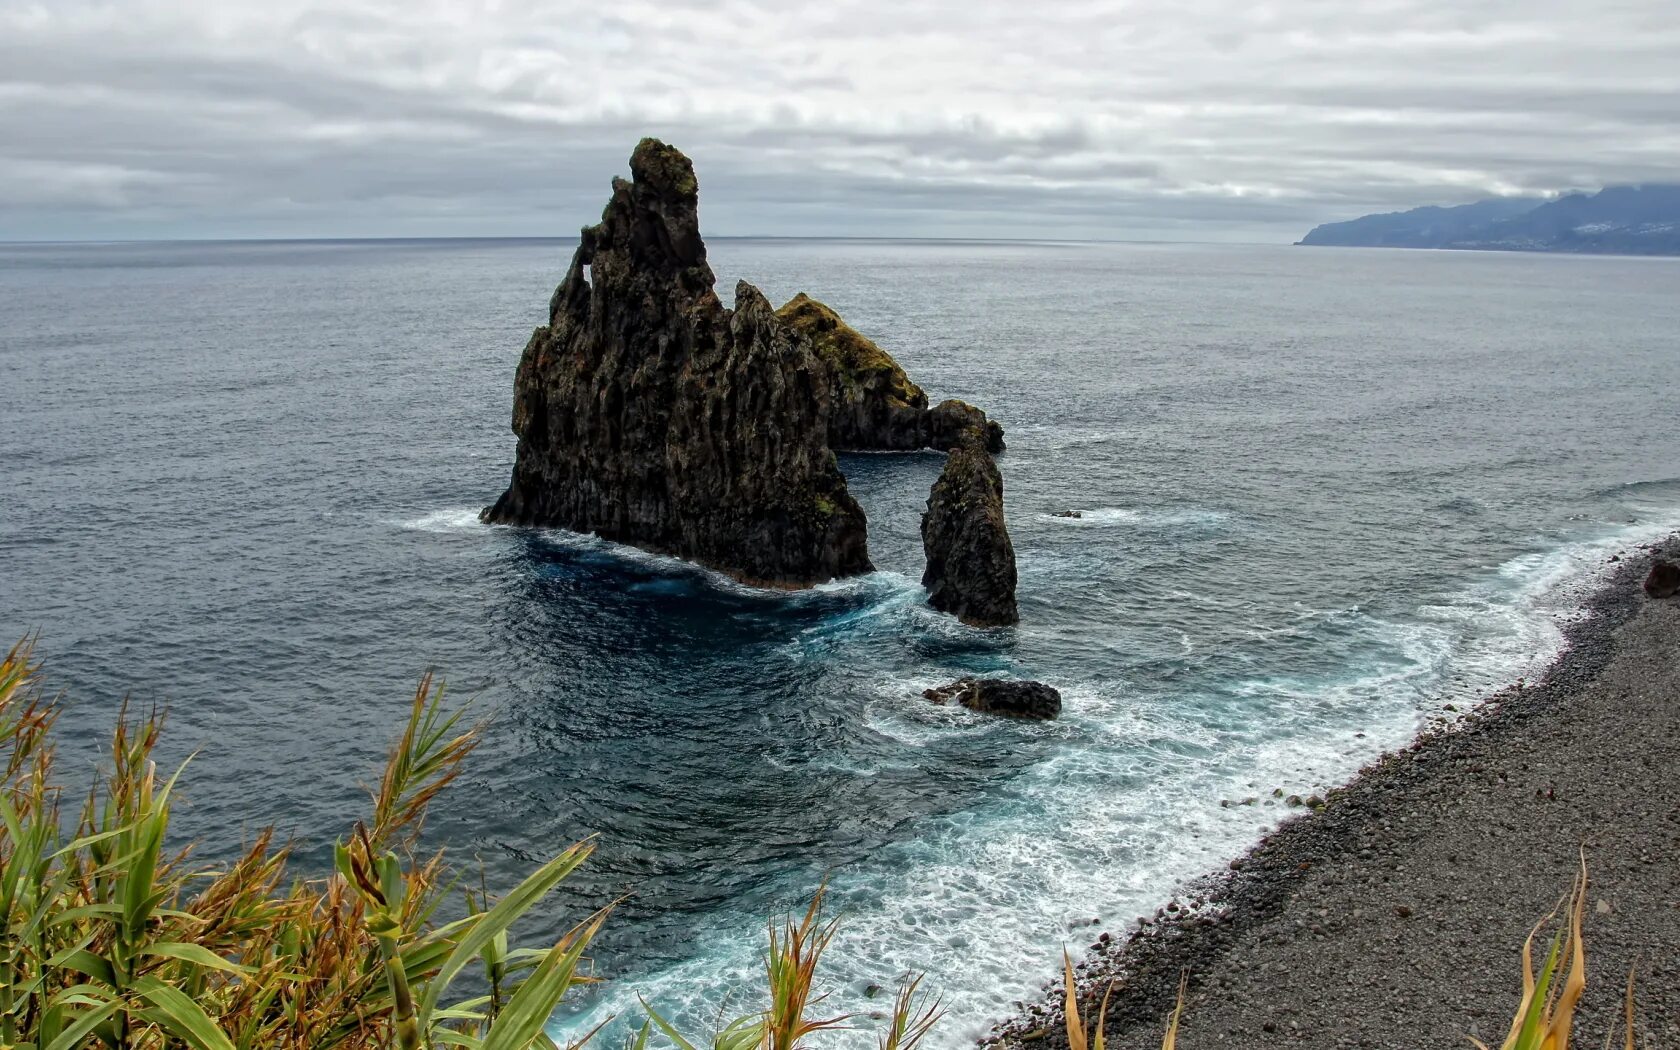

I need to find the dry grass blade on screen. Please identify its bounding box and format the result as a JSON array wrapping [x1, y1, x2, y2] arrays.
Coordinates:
[[1062, 950, 1088, 1050], [878, 973, 942, 1050], [1160, 972, 1186, 1050], [0, 636, 605, 1050], [370, 672, 481, 846], [1621, 961, 1637, 1050], [763, 884, 847, 1050], [1480, 855, 1593, 1050], [1549, 858, 1590, 1049]]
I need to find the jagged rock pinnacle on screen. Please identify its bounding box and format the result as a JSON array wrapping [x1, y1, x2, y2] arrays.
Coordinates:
[[483, 140, 872, 587]]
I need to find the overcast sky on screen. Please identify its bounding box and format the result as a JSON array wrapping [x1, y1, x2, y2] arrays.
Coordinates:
[[3, 0, 1677, 241]]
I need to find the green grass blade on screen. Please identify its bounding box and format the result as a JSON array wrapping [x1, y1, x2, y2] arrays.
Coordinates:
[[141, 941, 255, 976], [639, 1000, 701, 1050], [480, 908, 611, 1050], [50, 948, 117, 987], [43, 998, 123, 1050], [417, 838, 595, 1023], [133, 974, 238, 1050], [1514, 934, 1563, 1050]]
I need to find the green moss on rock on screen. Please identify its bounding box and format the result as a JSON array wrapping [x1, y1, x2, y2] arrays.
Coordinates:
[[776, 293, 925, 409], [630, 137, 699, 199]]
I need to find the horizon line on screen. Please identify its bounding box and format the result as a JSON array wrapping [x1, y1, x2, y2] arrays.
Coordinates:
[[0, 233, 1284, 248]]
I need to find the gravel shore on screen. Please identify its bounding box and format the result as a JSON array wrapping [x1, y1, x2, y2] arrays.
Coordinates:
[[990, 538, 1680, 1049]]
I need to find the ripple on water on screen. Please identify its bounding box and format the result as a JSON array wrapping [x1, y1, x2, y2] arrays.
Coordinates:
[[7, 241, 1680, 1050]]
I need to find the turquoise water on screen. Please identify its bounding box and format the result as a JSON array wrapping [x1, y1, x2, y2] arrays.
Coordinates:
[[3, 238, 1678, 1043]]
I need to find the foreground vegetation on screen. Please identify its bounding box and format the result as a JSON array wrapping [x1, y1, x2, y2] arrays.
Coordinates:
[[0, 635, 1643, 1049], [0, 637, 936, 1050]]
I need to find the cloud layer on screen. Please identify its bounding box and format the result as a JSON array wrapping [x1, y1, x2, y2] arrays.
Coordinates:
[[3, 0, 1677, 240]]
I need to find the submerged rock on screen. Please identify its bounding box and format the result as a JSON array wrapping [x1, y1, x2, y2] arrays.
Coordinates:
[[921, 443, 1019, 626], [1644, 558, 1680, 598], [774, 293, 1005, 453], [482, 139, 872, 587], [924, 677, 1061, 719]]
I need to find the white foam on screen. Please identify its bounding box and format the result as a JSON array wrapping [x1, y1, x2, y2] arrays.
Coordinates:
[[1412, 513, 1680, 722], [550, 509, 1680, 1050], [400, 507, 929, 606], [1036, 507, 1232, 528], [399, 507, 485, 532]]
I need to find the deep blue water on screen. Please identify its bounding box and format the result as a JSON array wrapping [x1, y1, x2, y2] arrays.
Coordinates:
[[3, 237, 1678, 1043]]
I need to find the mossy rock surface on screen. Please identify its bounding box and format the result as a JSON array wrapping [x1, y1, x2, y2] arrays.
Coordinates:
[[776, 293, 926, 409], [630, 137, 698, 199], [484, 141, 871, 587]]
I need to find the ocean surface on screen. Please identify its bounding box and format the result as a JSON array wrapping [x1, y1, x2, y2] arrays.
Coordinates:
[[3, 237, 1678, 1045]]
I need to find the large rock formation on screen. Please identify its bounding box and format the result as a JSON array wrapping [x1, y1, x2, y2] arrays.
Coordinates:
[[483, 138, 1022, 615], [921, 441, 1019, 626], [924, 677, 1062, 720], [775, 293, 1004, 454], [482, 139, 871, 587]]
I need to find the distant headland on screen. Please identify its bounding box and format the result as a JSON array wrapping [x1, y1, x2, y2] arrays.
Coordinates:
[[1297, 184, 1680, 255]]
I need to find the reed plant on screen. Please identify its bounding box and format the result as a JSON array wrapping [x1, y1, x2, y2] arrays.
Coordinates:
[[1473, 857, 1642, 1050], [0, 637, 937, 1050], [640, 889, 940, 1050]]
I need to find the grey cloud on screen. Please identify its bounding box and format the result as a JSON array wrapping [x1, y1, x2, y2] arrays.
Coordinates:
[[1, 0, 1676, 240]]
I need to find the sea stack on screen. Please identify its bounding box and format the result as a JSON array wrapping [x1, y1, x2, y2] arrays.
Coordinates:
[[921, 438, 1019, 627], [482, 139, 871, 587], [774, 293, 1005, 454]]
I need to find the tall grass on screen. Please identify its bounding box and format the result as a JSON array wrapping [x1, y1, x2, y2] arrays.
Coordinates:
[[0, 637, 937, 1050]]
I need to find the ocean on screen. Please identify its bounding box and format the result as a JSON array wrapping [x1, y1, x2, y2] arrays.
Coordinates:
[[3, 237, 1678, 1045]]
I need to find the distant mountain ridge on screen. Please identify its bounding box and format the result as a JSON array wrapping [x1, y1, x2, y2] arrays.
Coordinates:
[[1298, 184, 1680, 255]]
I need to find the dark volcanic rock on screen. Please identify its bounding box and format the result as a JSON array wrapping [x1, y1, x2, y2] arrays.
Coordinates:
[[774, 293, 1005, 453], [1644, 558, 1680, 597], [774, 292, 929, 450], [928, 398, 1005, 454], [921, 443, 1018, 626], [482, 139, 872, 587], [924, 676, 1061, 719]]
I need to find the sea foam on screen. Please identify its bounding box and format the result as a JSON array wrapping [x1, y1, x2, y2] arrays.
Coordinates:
[[550, 509, 1680, 1050]]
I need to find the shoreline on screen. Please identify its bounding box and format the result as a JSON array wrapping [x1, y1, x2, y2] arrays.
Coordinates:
[[988, 536, 1680, 1049]]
